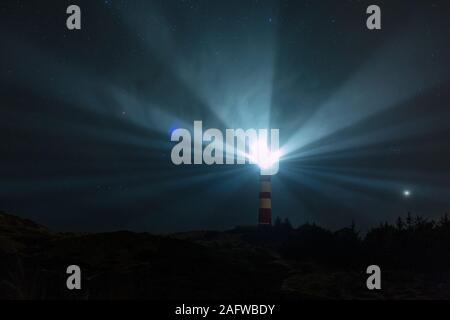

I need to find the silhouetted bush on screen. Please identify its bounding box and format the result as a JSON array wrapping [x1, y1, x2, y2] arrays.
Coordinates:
[[281, 223, 335, 263], [280, 214, 450, 272]]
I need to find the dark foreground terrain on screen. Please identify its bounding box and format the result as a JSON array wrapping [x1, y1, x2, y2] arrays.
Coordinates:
[[1, 212, 450, 299]]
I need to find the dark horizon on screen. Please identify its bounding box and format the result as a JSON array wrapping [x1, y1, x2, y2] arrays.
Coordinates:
[[2, 208, 450, 300]]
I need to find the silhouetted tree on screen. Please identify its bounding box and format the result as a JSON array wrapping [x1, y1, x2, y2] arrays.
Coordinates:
[[439, 213, 450, 228], [282, 218, 293, 230], [396, 217, 404, 231], [274, 216, 282, 228], [406, 212, 413, 229]]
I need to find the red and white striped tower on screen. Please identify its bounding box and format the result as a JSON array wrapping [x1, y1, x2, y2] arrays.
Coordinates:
[[258, 175, 272, 225]]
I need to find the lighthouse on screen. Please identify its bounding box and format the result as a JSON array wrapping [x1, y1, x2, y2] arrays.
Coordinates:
[[249, 136, 280, 226], [258, 175, 272, 225]]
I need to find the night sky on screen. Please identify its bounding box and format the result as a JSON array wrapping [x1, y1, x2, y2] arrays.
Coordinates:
[[1, 0, 449, 233]]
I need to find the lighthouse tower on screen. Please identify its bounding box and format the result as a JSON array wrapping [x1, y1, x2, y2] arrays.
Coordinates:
[[258, 175, 272, 225]]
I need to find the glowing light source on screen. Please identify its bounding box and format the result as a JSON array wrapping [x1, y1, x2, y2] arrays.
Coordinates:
[[250, 139, 281, 170], [403, 190, 411, 197]]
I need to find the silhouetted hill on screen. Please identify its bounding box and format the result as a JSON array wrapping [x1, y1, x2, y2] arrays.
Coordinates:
[[0, 212, 54, 255], [0, 212, 285, 299]]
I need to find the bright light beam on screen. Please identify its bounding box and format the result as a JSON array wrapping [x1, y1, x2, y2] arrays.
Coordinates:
[[282, 23, 449, 160], [249, 138, 282, 171]]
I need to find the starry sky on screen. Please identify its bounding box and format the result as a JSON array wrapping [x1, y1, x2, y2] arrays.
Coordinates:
[[1, 0, 449, 233]]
